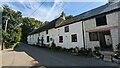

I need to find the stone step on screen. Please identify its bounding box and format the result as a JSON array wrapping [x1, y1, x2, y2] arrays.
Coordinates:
[[104, 57, 112, 62], [100, 51, 113, 62]]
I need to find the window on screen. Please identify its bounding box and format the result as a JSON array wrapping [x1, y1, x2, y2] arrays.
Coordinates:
[[46, 30, 48, 34], [89, 32, 98, 41], [71, 34, 77, 42], [96, 15, 107, 26], [59, 36, 63, 43], [38, 33, 40, 36], [47, 36, 49, 42], [65, 26, 69, 32]]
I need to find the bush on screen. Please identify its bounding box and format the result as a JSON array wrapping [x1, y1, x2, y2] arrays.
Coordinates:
[[56, 46, 62, 50], [93, 46, 101, 56], [69, 48, 75, 53], [61, 48, 67, 51], [94, 47, 100, 52], [114, 51, 120, 57], [116, 43, 120, 50], [50, 42, 56, 50], [4, 42, 12, 49], [79, 48, 93, 56]]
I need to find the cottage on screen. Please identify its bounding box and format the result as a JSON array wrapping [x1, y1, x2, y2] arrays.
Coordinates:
[[27, 1, 120, 51], [27, 12, 84, 49]]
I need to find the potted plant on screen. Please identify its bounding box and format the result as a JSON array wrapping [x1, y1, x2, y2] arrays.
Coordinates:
[[93, 46, 104, 60]]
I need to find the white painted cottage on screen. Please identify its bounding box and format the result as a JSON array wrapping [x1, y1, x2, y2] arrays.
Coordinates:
[[27, 1, 120, 51], [28, 12, 84, 49]]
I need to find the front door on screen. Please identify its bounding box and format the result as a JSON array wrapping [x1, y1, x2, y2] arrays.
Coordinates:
[[41, 37, 44, 46], [99, 30, 113, 51]]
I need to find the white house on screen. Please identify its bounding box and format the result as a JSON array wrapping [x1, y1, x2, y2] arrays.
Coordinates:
[[27, 1, 120, 51], [28, 12, 84, 49]]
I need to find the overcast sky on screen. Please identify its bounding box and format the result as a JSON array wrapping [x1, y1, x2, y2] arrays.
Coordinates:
[[0, 0, 108, 22]]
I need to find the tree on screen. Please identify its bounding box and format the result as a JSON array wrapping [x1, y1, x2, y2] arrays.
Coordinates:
[[65, 15, 74, 20], [43, 21, 49, 25], [2, 5, 22, 48], [21, 17, 43, 43], [0, 7, 2, 43], [2, 4, 44, 47]]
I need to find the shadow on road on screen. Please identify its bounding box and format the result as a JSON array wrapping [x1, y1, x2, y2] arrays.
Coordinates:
[[14, 43, 119, 67], [14, 43, 42, 67]]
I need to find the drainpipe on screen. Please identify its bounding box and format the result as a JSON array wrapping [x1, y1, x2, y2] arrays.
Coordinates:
[[82, 21, 86, 49]]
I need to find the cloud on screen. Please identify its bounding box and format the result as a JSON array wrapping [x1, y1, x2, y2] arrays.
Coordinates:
[[0, 0, 107, 22], [0, 0, 108, 2], [44, 0, 64, 22], [0, 1, 64, 22]]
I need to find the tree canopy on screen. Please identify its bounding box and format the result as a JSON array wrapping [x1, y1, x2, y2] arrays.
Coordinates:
[[1, 4, 74, 48], [2, 5, 43, 48], [21, 17, 43, 43], [65, 15, 74, 20], [2, 5, 22, 48]]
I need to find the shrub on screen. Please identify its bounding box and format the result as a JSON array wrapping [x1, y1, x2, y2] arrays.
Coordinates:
[[94, 46, 100, 52], [79, 47, 93, 56], [50, 42, 56, 50], [93, 46, 101, 56], [116, 43, 120, 50], [114, 51, 120, 57], [68, 48, 75, 53], [62, 48, 67, 51], [56, 46, 62, 50]]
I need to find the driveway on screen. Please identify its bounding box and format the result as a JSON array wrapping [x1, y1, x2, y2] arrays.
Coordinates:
[[14, 43, 119, 67]]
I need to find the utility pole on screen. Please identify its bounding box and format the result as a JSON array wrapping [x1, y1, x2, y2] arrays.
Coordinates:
[[4, 19, 9, 32], [1, 18, 9, 50]]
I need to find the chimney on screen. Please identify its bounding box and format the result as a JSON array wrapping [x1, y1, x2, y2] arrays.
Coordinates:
[[109, 0, 120, 3], [60, 11, 66, 20]]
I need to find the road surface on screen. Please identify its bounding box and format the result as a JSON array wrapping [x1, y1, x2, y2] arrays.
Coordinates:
[[14, 43, 119, 67]]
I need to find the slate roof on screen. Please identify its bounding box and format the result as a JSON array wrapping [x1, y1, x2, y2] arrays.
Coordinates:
[[29, 2, 120, 35], [29, 18, 59, 35], [57, 2, 120, 27]]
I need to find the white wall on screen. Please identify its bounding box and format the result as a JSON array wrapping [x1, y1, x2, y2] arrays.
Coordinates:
[[36, 28, 57, 46], [55, 21, 84, 49], [118, 11, 120, 43], [84, 18, 100, 50], [84, 11, 119, 51], [107, 11, 119, 51], [27, 11, 119, 51], [27, 21, 84, 49]]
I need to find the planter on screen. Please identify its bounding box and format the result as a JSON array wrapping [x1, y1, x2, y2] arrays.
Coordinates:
[[93, 51, 104, 60], [111, 54, 120, 63]]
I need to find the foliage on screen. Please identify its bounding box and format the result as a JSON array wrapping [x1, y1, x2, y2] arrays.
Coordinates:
[[43, 21, 49, 25], [114, 51, 120, 57], [93, 47, 101, 56], [65, 15, 73, 20], [2, 5, 22, 48], [116, 43, 120, 50], [94, 46, 100, 52], [21, 17, 43, 43], [50, 41, 56, 49], [55, 46, 62, 50], [78, 48, 93, 56]]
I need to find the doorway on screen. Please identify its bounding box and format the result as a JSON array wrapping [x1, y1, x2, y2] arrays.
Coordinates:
[[41, 37, 44, 46], [99, 30, 113, 51]]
